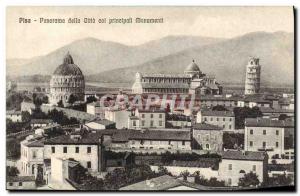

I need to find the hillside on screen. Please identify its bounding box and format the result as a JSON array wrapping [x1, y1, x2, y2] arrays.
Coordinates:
[[88, 31, 294, 86], [6, 36, 223, 76]]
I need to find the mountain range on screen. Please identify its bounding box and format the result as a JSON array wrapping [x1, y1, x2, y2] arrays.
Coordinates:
[[7, 31, 294, 86]]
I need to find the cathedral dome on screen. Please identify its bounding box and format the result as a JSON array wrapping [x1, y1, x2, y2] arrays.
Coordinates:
[[53, 53, 83, 76], [185, 60, 201, 72]]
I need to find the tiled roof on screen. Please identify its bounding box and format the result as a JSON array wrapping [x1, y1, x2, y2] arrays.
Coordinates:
[[7, 176, 35, 182], [193, 123, 223, 130], [87, 119, 115, 126], [138, 108, 165, 113], [201, 110, 235, 117], [141, 82, 190, 89], [31, 119, 53, 124], [259, 107, 294, 114], [6, 110, 22, 115], [120, 175, 183, 190], [45, 129, 191, 145], [245, 118, 294, 128], [26, 140, 45, 147], [222, 150, 267, 161]]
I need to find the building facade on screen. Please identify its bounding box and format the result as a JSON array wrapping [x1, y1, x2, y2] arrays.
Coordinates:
[[196, 110, 235, 131], [132, 60, 222, 95], [192, 123, 223, 152], [219, 150, 268, 186], [245, 57, 261, 95], [244, 118, 294, 159], [128, 108, 166, 129], [49, 52, 85, 106]]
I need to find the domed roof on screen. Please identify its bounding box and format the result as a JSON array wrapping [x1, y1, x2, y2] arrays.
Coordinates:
[[185, 60, 200, 72], [53, 52, 83, 76]]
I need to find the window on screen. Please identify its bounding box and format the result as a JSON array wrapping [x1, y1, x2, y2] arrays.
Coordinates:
[[19, 182, 22, 186], [87, 147, 91, 153], [253, 165, 256, 172], [142, 114, 145, 118], [206, 144, 210, 149], [228, 164, 232, 170], [87, 161, 91, 168], [9, 182, 13, 186], [229, 118, 232, 122], [133, 120, 136, 127], [75, 147, 79, 153], [229, 125, 232, 129], [276, 130, 279, 135], [210, 117, 213, 121], [263, 130, 266, 135], [32, 151, 37, 159], [276, 142, 279, 148], [262, 142, 266, 148], [150, 120, 154, 127], [223, 125, 225, 129], [159, 121, 162, 126], [51, 147, 55, 153], [168, 141, 171, 145], [250, 141, 253, 147], [141, 120, 145, 126], [228, 178, 232, 186], [204, 117, 207, 121], [159, 114, 162, 118], [150, 114, 153, 118], [250, 129, 253, 134], [63, 147, 67, 153], [223, 118, 225, 121], [217, 118, 219, 121], [182, 141, 185, 146]]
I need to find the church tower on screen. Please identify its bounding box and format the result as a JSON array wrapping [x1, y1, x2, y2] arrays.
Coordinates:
[[245, 57, 261, 95]]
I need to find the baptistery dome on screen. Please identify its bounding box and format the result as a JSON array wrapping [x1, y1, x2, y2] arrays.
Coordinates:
[[49, 52, 85, 106]]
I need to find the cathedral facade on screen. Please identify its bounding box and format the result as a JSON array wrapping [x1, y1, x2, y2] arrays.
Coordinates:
[[132, 60, 222, 95], [49, 52, 85, 106]]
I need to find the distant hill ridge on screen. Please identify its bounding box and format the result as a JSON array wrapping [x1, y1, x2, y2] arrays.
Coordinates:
[[7, 31, 293, 85]]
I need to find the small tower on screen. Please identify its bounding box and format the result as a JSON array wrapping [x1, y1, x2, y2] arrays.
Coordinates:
[[245, 57, 261, 95]]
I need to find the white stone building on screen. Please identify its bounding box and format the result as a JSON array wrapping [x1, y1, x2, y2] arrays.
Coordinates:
[[245, 57, 261, 95], [132, 60, 222, 95], [128, 108, 166, 129], [218, 150, 268, 186], [20, 135, 45, 177], [196, 110, 235, 131], [6, 110, 22, 122], [49, 52, 85, 106], [244, 118, 294, 160]]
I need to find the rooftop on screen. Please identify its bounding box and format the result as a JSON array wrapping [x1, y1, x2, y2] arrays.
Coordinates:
[[222, 150, 267, 161], [193, 123, 223, 130], [86, 119, 115, 126], [120, 175, 183, 191], [45, 129, 191, 145], [141, 82, 190, 89], [245, 118, 294, 128], [31, 119, 54, 124], [7, 176, 35, 182]]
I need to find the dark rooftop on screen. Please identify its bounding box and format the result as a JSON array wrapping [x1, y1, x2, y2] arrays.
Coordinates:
[[7, 176, 35, 182], [245, 118, 294, 128], [222, 150, 267, 161], [193, 123, 223, 130], [201, 110, 235, 117]]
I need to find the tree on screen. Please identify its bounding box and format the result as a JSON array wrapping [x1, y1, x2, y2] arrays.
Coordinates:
[[68, 94, 77, 104], [233, 107, 262, 129], [180, 170, 190, 181], [42, 96, 49, 104], [212, 105, 228, 111], [86, 96, 97, 104], [7, 166, 19, 177], [223, 132, 244, 149], [238, 172, 260, 187], [279, 114, 288, 120], [57, 100, 64, 107], [158, 166, 171, 175], [21, 111, 31, 122], [262, 174, 293, 187]]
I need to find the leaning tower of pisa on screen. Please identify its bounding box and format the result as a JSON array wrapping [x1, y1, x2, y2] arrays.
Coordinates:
[[245, 57, 261, 95]]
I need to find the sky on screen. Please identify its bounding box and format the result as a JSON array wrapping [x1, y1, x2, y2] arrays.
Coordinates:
[[6, 6, 294, 59]]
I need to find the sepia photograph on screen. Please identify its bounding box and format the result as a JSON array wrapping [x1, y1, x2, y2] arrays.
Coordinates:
[[5, 6, 295, 191]]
